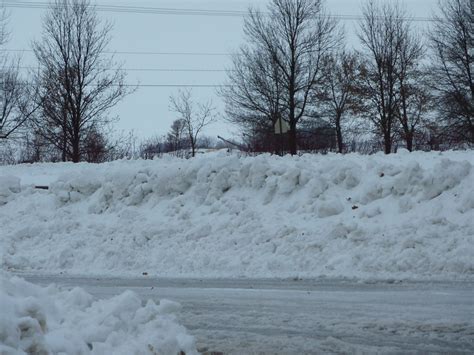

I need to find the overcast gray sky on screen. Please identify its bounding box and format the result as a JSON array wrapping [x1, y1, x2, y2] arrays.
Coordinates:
[[6, 0, 439, 141]]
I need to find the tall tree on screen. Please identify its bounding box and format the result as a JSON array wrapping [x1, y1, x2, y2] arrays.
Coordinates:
[[357, 0, 406, 154], [221, 46, 285, 151], [430, 0, 473, 144], [32, 0, 129, 162], [395, 13, 428, 151], [222, 0, 339, 155], [316, 51, 359, 153]]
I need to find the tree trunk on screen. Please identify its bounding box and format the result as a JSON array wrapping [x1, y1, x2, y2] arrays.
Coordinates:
[[405, 131, 413, 152], [190, 136, 196, 157], [335, 113, 343, 153], [71, 131, 80, 163], [62, 127, 67, 162], [288, 122, 297, 155], [383, 129, 392, 154], [72, 144, 80, 162]]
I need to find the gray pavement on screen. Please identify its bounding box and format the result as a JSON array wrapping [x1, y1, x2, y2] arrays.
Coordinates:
[[22, 274, 474, 354]]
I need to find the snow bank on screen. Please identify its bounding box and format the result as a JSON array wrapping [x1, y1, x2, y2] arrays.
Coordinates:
[[1, 150, 473, 280], [0, 273, 197, 354]]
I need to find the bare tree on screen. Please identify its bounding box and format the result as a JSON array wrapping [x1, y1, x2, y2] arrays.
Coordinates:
[[221, 0, 339, 155], [357, 0, 408, 154], [315, 51, 359, 153], [396, 71, 432, 151], [220, 46, 285, 150], [0, 61, 30, 139], [219, 46, 285, 154], [32, 0, 129, 162], [0, 7, 37, 140], [430, 0, 473, 144], [395, 13, 429, 151], [170, 90, 216, 157]]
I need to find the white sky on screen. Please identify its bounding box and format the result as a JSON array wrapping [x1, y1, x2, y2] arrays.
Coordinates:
[[7, 0, 439, 141]]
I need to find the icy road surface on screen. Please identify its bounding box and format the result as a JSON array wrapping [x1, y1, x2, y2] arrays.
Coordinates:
[[24, 275, 474, 354]]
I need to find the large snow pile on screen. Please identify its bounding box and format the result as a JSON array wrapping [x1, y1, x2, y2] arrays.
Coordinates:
[[1, 150, 473, 280], [0, 273, 197, 354]]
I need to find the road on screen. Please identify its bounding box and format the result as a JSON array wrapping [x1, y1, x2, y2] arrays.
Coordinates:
[[23, 275, 474, 354]]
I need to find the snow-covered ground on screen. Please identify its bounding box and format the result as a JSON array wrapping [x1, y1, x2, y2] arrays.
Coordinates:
[[0, 273, 197, 354], [1, 150, 473, 280]]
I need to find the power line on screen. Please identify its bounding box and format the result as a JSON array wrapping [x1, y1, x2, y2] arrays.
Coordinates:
[[122, 84, 230, 88], [3, 1, 248, 17], [2, 0, 437, 22], [124, 68, 229, 73], [16, 82, 230, 88], [18, 65, 231, 73], [5, 49, 232, 56], [3, 1, 247, 17]]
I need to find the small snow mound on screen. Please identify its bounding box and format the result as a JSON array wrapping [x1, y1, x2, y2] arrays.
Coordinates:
[[317, 200, 345, 218], [397, 148, 411, 155], [458, 190, 474, 213], [0, 273, 197, 355], [0, 175, 20, 205], [422, 159, 471, 200]]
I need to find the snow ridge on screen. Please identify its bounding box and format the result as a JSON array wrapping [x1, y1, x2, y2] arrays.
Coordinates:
[[1, 150, 473, 280]]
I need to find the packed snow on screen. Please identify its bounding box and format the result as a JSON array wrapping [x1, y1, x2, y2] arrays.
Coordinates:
[[1, 150, 473, 280], [0, 273, 197, 354]]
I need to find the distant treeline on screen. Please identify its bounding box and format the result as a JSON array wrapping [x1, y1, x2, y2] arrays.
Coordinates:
[[0, 0, 472, 164]]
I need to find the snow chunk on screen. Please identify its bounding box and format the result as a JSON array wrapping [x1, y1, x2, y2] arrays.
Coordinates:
[[317, 199, 345, 218], [0, 273, 197, 355]]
